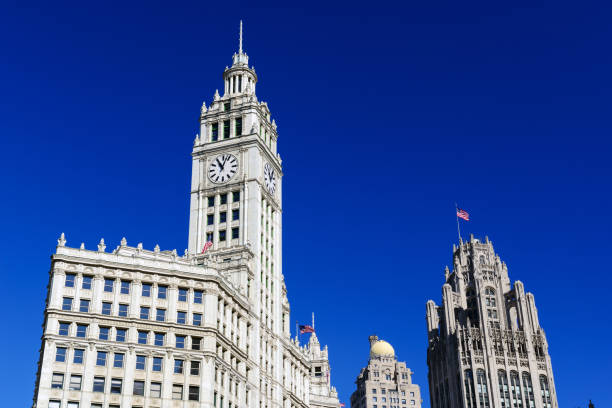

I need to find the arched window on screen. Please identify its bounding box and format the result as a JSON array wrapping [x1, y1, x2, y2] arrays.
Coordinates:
[[498, 371, 510, 408], [509, 371, 522, 408], [522, 373, 535, 408], [476, 369, 490, 408], [479, 255, 486, 265], [539, 376, 552, 408], [466, 288, 479, 326], [484, 287, 499, 327], [463, 370, 476, 408]]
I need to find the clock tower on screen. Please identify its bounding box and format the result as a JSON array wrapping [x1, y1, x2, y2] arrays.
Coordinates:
[[188, 20, 283, 314]]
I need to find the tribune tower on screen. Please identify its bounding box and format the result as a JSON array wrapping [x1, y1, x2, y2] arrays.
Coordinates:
[[426, 236, 558, 408]]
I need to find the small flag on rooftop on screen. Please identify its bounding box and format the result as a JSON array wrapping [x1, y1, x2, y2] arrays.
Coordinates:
[[299, 324, 315, 334], [456, 208, 470, 221]]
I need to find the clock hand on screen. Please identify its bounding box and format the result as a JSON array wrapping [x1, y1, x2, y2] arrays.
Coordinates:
[[216, 158, 225, 171]]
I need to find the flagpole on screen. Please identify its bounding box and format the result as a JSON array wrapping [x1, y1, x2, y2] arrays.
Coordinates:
[[312, 312, 315, 331], [455, 203, 462, 243], [296, 320, 299, 342]]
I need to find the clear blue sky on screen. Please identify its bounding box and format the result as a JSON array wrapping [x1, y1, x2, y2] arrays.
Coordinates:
[[1, 1, 610, 407]]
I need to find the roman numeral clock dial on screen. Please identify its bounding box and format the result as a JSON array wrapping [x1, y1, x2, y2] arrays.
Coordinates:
[[208, 154, 238, 183], [264, 162, 276, 194]]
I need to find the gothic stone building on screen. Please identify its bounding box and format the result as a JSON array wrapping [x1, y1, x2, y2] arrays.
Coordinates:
[[350, 336, 422, 408], [426, 235, 557, 408], [32, 24, 340, 408]]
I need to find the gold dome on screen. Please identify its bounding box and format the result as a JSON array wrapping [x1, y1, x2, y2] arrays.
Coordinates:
[[370, 340, 395, 357]]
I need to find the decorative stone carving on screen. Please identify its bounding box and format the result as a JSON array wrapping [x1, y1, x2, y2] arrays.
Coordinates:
[[98, 239, 106, 252], [120, 237, 127, 247], [57, 232, 66, 247]]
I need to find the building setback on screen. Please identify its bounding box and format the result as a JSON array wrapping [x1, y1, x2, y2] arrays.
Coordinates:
[[31, 23, 340, 408], [350, 336, 422, 408], [426, 235, 557, 408]]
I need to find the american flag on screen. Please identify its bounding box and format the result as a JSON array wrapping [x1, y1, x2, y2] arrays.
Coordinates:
[[457, 208, 470, 221], [201, 241, 213, 254], [340, 404, 346, 408], [299, 324, 315, 334]]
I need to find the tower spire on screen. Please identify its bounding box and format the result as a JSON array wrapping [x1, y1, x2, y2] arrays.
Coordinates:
[[239, 20, 243, 54]]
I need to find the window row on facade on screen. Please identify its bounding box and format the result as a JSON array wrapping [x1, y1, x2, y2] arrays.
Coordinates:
[[210, 117, 243, 142], [48, 374, 200, 402], [55, 324, 203, 349], [59, 298, 205, 324], [64, 275, 205, 304]]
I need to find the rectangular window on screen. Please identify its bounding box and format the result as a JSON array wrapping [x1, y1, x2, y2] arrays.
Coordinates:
[[69, 374, 82, 391], [194, 290, 203, 304], [153, 356, 163, 371], [189, 385, 200, 401], [142, 283, 152, 297], [232, 191, 240, 202], [93, 376, 105, 392], [176, 335, 186, 348], [62, 297, 73, 311], [232, 209, 239, 221], [156, 308, 166, 322], [138, 330, 148, 344], [173, 384, 183, 400], [96, 351, 107, 366], [192, 336, 202, 350], [49, 402, 61, 408], [133, 380, 145, 396], [67, 402, 79, 408], [101, 302, 112, 315], [151, 382, 162, 398], [208, 196, 215, 207], [79, 299, 90, 312], [220, 211, 227, 223], [158, 285, 167, 299], [116, 328, 127, 342], [232, 227, 239, 239], [220, 193, 228, 205], [55, 347, 66, 362], [82, 275, 92, 289], [235, 117, 242, 136], [76, 324, 87, 338], [223, 120, 230, 139], [51, 373, 64, 389], [224, 102, 230, 111], [154, 332, 165, 346], [104, 278, 114, 292], [178, 288, 188, 302], [99, 326, 110, 340], [206, 232, 213, 242], [174, 359, 184, 374], [190, 361, 200, 376], [219, 230, 226, 242], [193, 313, 202, 326], [177, 311, 187, 324], [212, 123, 219, 141], [136, 354, 146, 370], [73, 348, 84, 364], [120, 280, 130, 294], [65, 273, 76, 287], [207, 214, 214, 225], [110, 378, 122, 394], [59, 322, 70, 336], [113, 353, 124, 368], [140, 306, 150, 319], [118, 303, 128, 317]]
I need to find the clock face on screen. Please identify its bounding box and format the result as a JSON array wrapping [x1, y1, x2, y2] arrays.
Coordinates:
[[208, 154, 238, 183], [264, 162, 276, 194]]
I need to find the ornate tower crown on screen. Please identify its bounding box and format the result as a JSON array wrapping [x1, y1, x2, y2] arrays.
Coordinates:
[[224, 20, 257, 96]]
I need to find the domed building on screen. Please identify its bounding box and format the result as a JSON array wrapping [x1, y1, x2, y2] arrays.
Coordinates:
[[350, 336, 422, 408]]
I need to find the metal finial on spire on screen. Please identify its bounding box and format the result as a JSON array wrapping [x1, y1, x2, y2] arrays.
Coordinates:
[[239, 20, 243, 54]]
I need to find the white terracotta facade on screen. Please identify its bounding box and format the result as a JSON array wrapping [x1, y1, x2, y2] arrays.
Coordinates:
[[32, 25, 340, 408]]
